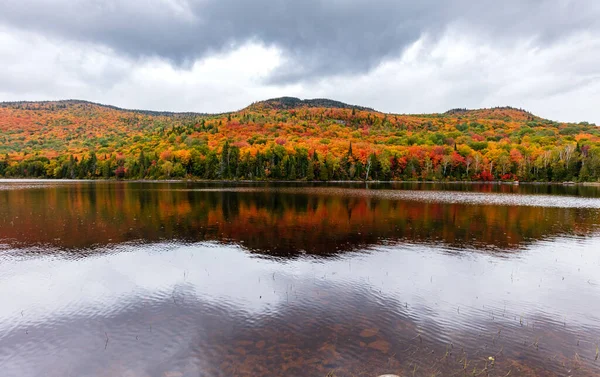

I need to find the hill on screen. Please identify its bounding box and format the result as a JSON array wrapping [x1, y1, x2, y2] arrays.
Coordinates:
[[247, 97, 375, 111], [0, 99, 207, 117], [0, 98, 599, 182], [444, 106, 539, 122]]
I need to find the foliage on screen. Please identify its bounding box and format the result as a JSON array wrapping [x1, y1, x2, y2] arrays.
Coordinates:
[[1, 100, 600, 182]]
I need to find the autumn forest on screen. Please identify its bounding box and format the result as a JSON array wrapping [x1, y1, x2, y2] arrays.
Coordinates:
[[1, 97, 599, 182]]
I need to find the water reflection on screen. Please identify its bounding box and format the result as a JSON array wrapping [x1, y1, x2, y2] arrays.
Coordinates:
[[1, 241, 600, 377], [1, 182, 600, 377], [1, 182, 600, 255]]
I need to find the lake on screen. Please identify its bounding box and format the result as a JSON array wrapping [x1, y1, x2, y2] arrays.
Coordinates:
[[1, 181, 600, 376]]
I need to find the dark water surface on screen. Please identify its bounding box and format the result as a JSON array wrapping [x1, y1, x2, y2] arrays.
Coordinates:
[[1, 181, 600, 376]]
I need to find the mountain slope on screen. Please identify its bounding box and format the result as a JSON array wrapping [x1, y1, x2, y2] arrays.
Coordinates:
[[0, 99, 207, 117], [444, 106, 540, 122], [0, 99, 599, 182], [247, 97, 375, 111]]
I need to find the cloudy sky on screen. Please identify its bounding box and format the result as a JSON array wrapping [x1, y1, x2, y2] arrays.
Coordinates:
[[1, 0, 599, 123]]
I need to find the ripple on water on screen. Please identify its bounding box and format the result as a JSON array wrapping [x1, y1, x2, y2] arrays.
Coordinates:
[[0, 183, 600, 376], [182, 186, 600, 208]]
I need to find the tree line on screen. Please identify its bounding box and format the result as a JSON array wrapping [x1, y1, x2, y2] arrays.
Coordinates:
[[2, 141, 599, 182]]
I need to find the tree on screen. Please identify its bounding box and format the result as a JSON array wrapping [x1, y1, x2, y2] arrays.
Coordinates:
[[319, 159, 328, 181], [115, 166, 126, 179], [473, 153, 483, 174], [161, 161, 173, 178], [220, 141, 230, 179], [497, 153, 511, 177], [365, 153, 377, 181], [205, 151, 219, 179], [307, 160, 315, 180], [0, 155, 8, 177], [465, 156, 473, 178], [441, 155, 452, 177]]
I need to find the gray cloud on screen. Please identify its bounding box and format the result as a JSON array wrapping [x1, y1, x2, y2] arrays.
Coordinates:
[[1, 0, 598, 83]]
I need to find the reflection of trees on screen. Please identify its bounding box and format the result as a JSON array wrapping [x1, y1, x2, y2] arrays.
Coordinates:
[[1, 183, 599, 256]]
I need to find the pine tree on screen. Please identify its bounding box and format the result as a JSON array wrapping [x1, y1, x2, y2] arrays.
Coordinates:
[[220, 141, 230, 179], [307, 160, 315, 180], [319, 160, 328, 181]]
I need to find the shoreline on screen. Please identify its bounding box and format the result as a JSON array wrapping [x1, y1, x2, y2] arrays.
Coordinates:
[[1, 178, 599, 186]]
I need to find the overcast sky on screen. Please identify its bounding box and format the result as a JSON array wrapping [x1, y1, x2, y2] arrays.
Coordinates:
[[1, 0, 599, 123]]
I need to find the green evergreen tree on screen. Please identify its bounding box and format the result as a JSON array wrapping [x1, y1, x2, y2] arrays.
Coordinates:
[[220, 141, 230, 179], [307, 160, 315, 180], [319, 160, 328, 181]]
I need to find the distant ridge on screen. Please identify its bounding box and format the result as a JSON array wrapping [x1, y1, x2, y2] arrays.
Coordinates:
[[0, 99, 208, 117], [1, 97, 375, 116], [444, 106, 540, 121], [444, 106, 532, 115], [0, 98, 564, 123], [248, 97, 375, 112]]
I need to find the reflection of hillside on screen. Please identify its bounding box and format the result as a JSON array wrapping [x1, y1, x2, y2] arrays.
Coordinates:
[[2, 276, 597, 377], [1, 183, 599, 255]]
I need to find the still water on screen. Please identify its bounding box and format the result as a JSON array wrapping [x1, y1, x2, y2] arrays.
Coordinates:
[[1, 181, 600, 376]]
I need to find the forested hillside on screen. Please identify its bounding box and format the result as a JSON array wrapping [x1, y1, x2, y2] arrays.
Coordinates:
[[1, 98, 599, 182]]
